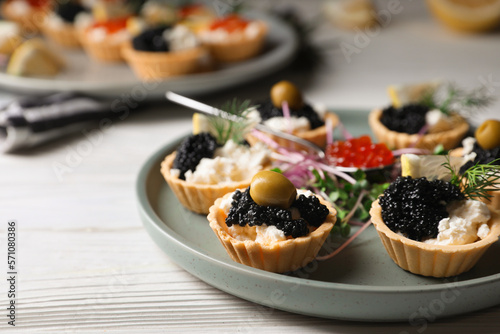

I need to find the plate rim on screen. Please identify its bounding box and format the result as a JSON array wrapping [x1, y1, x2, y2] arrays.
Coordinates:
[[136, 121, 500, 295]]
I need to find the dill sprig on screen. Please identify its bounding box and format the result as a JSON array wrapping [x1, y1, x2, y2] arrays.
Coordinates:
[[442, 157, 500, 201], [210, 98, 255, 145], [420, 83, 494, 117]]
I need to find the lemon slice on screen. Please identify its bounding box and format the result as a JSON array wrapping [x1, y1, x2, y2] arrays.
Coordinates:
[[192, 112, 213, 135], [7, 38, 64, 77], [426, 0, 500, 33], [387, 81, 441, 108], [401, 154, 467, 181]]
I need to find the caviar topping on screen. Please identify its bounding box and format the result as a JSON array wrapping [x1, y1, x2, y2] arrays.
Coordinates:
[[172, 132, 218, 180], [379, 176, 464, 241], [225, 188, 330, 238], [460, 142, 500, 174], [132, 26, 170, 52], [55, 2, 85, 23], [209, 14, 250, 32], [326, 135, 394, 168], [380, 103, 429, 134], [88, 17, 129, 34], [256, 99, 324, 130]]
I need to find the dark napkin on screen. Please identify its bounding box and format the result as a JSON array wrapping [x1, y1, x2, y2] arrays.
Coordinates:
[[0, 92, 119, 153]]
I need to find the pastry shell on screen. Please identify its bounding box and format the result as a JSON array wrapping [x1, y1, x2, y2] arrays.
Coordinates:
[[370, 199, 500, 277], [78, 30, 125, 62], [160, 151, 265, 215], [201, 21, 267, 62], [121, 43, 209, 80], [41, 21, 80, 48], [1, 1, 48, 33], [246, 112, 340, 151], [368, 109, 469, 150], [208, 192, 336, 273]]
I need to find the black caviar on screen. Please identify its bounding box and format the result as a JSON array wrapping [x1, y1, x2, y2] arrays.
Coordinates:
[[460, 142, 500, 174], [225, 188, 329, 238], [380, 104, 429, 134], [379, 176, 464, 241], [132, 26, 171, 52], [172, 132, 218, 180], [55, 2, 86, 23], [256, 99, 324, 130]]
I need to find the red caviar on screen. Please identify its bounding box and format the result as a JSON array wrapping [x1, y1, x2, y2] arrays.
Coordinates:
[[88, 17, 129, 34], [209, 14, 249, 32], [326, 135, 394, 168], [178, 4, 204, 18], [9, 0, 50, 8]]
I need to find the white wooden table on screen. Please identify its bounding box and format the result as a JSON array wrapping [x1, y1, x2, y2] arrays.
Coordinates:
[[1, 1, 499, 332]]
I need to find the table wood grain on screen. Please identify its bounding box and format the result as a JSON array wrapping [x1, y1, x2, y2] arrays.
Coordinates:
[[1, 0, 500, 332]]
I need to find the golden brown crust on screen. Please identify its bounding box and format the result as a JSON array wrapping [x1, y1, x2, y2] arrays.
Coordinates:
[[41, 21, 81, 49], [368, 109, 469, 151], [1, 1, 49, 33], [370, 199, 500, 277], [200, 21, 267, 62], [121, 43, 209, 80], [208, 192, 336, 273], [78, 29, 125, 62]]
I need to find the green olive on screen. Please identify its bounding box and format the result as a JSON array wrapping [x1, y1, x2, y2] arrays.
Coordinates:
[[249, 171, 297, 209], [475, 119, 500, 150], [270, 80, 304, 110]]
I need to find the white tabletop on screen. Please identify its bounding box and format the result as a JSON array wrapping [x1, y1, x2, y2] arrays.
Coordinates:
[[1, 0, 500, 332]]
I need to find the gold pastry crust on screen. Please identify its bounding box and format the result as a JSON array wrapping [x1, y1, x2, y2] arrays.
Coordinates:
[[368, 109, 469, 150], [201, 21, 267, 62], [246, 112, 340, 151], [208, 192, 336, 273], [41, 21, 80, 48], [161, 151, 267, 214], [370, 199, 500, 277], [121, 43, 209, 80], [1, 1, 48, 33], [78, 30, 125, 62]]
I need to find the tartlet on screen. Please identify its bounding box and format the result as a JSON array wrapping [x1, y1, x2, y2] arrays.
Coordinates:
[[1, 0, 51, 33], [198, 14, 267, 62], [208, 190, 336, 273], [122, 25, 210, 80], [369, 108, 469, 150], [161, 151, 259, 214], [370, 199, 500, 277], [41, 3, 87, 49], [78, 16, 130, 62]]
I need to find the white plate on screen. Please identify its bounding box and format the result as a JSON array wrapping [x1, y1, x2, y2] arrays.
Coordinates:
[[0, 11, 298, 98]]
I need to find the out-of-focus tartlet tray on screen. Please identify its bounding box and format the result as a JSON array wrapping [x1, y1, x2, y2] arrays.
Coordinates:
[[0, 11, 297, 98], [136, 110, 500, 321]]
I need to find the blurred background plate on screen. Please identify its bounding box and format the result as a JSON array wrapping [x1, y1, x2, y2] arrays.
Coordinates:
[[0, 11, 298, 98]]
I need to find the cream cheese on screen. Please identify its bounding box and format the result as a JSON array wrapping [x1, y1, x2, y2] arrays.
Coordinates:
[[424, 200, 491, 245], [179, 140, 270, 185], [199, 21, 262, 43], [163, 25, 199, 52]]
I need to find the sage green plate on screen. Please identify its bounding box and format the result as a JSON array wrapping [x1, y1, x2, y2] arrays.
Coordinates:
[[136, 111, 500, 322]]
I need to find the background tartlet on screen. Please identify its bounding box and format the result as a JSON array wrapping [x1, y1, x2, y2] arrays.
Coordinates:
[[208, 192, 336, 273]]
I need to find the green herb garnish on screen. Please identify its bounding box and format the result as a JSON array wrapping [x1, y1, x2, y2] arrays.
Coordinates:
[[443, 157, 500, 201], [420, 83, 494, 117], [312, 169, 389, 237], [210, 98, 255, 145]]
